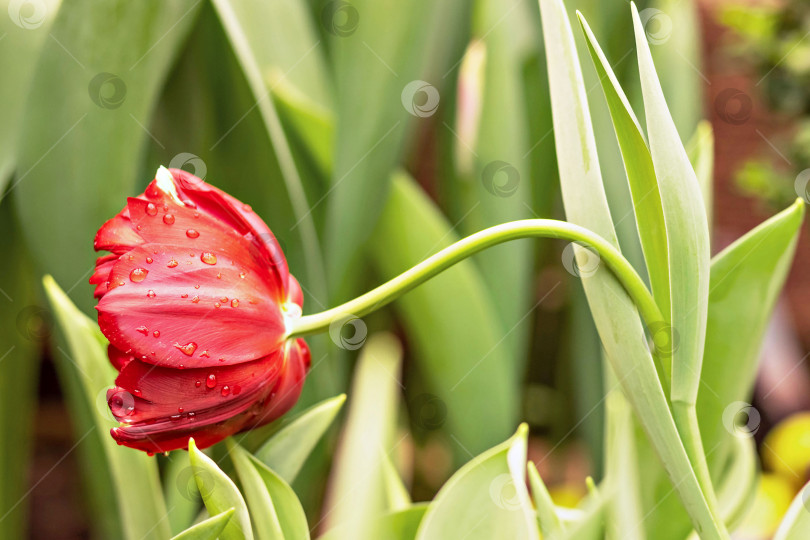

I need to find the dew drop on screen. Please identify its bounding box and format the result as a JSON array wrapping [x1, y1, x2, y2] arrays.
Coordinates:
[[231, 299, 239, 308], [221, 385, 230, 397], [178, 364, 184, 369], [239, 272, 246, 279], [118, 280, 125, 286], [200, 350, 210, 358], [133, 389, 142, 397], [188, 412, 195, 419], [214, 302, 221, 309], [162, 205, 168, 211], [219, 296, 228, 303], [163, 214, 175, 225], [128, 255, 135, 261], [232, 385, 241, 395], [129, 268, 148, 282], [195, 380, 201, 388], [218, 357, 225, 362], [206, 373, 217, 388], [167, 259, 178, 268], [178, 407, 184, 413], [152, 330, 160, 338], [146, 203, 158, 216], [174, 342, 198, 356], [136, 326, 149, 335], [194, 284, 200, 289], [146, 257, 153, 264], [170, 414, 181, 422], [216, 272, 222, 279], [193, 211, 200, 218], [201, 252, 217, 265], [191, 296, 199, 303], [146, 290, 156, 298], [186, 229, 200, 239], [181, 294, 188, 298]]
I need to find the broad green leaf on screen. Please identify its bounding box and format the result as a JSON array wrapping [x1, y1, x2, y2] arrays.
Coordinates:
[[559, 494, 606, 540], [252, 394, 346, 484], [631, 1, 710, 406], [164, 451, 203, 535], [211, 0, 328, 304], [578, 13, 670, 323], [188, 438, 253, 540], [698, 200, 804, 475], [369, 172, 517, 459], [43, 276, 170, 540], [527, 462, 563, 538], [415, 424, 538, 540], [317, 505, 429, 540], [0, 0, 60, 190], [228, 441, 309, 540], [0, 201, 41, 539], [322, 333, 402, 537], [171, 509, 235, 540], [324, 0, 468, 294], [538, 1, 724, 537], [773, 480, 810, 540], [16, 0, 201, 313], [687, 121, 714, 227]]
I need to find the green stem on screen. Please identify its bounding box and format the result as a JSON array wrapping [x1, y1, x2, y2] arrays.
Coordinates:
[[290, 219, 665, 343]]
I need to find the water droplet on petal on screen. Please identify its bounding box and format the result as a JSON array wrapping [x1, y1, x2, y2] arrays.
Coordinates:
[[186, 229, 200, 239], [170, 414, 181, 422], [220, 297, 228, 303], [146, 203, 158, 216], [239, 272, 246, 279], [221, 385, 230, 397], [182, 199, 197, 209], [218, 357, 225, 362], [133, 389, 142, 397], [231, 299, 239, 308], [178, 407, 184, 413], [206, 374, 216, 388], [188, 412, 195, 419], [163, 214, 175, 225], [129, 268, 148, 282], [146, 257, 153, 264], [194, 284, 200, 289], [191, 296, 199, 303], [193, 212, 200, 218], [214, 302, 221, 309], [200, 351, 210, 358], [167, 259, 178, 268], [146, 290, 156, 298], [195, 380, 201, 388], [201, 252, 217, 265], [136, 326, 149, 335], [181, 294, 188, 298], [152, 330, 160, 338], [216, 272, 222, 279], [174, 342, 197, 356]]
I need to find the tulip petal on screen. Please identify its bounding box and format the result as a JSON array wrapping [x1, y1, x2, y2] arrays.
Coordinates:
[[107, 344, 135, 371], [94, 207, 143, 254], [287, 275, 303, 308], [97, 243, 285, 368]]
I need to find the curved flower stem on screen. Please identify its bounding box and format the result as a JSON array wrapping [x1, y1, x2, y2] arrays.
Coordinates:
[[290, 219, 666, 367]]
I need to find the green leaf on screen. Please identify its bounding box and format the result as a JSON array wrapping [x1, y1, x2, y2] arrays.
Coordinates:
[[631, 1, 710, 405], [686, 121, 714, 226], [16, 0, 201, 313], [43, 276, 170, 540], [773, 480, 810, 540], [188, 438, 253, 540], [210, 0, 328, 303], [578, 12, 670, 324], [317, 505, 429, 540], [228, 441, 310, 540], [369, 172, 517, 459], [0, 0, 60, 190], [527, 462, 563, 538], [322, 333, 403, 537], [538, 0, 723, 537], [252, 394, 346, 484], [0, 202, 40, 539], [698, 200, 804, 475], [559, 493, 606, 540], [415, 424, 538, 540], [381, 450, 412, 511], [164, 451, 203, 535], [171, 509, 235, 540]]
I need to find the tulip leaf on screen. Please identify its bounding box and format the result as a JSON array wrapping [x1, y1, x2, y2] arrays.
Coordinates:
[[415, 424, 538, 540], [559, 494, 606, 540], [317, 505, 429, 540], [698, 200, 804, 474], [578, 12, 670, 323], [527, 462, 563, 538], [538, 0, 723, 537], [228, 441, 310, 540], [171, 509, 235, 540], [164, 451, 204, 536], [686, 121, 714, 225], [604, 389, 644, 540], [16, 0, 202, 314], [0, 201, 41, 539], [43, 276, 170, 540], [381, 449, 412, 511], [773, 480, 810, 540], [322, 333, 403, 537], [210, 0, 327, 303], [0, 0, 60, 190], [369, 172, 518, 460], [632, 1, 711, 406], [188, 438, 253, 540], [252, 394, 346, 484]]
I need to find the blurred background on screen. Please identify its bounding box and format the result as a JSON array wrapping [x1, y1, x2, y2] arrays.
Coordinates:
[[2, 0, 810, 538]]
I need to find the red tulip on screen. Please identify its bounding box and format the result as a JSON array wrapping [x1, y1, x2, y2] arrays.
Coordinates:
[[91, 167, 310, 454]]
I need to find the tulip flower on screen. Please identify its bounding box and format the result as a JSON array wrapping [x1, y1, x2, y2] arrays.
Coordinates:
[[91, 167, 310, 454]]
